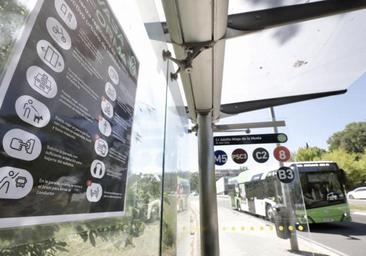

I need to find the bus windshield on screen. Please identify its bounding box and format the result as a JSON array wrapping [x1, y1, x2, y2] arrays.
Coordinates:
[[301, 171, 345, 208]]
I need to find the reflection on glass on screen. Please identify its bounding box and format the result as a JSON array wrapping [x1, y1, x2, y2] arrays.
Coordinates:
[[0, 1, 168, 255], [0, 0, 36, 77], [303, 172, 345, 207]]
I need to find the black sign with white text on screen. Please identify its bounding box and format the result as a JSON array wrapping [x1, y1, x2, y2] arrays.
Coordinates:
[[277, 167, 295, 184], [231, 148, 248, 164], [252, 147, 270, 163], [214, 133, 288, 146]]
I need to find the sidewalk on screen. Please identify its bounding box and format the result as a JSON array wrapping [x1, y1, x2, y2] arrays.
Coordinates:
[[188, 198, 347, 256]]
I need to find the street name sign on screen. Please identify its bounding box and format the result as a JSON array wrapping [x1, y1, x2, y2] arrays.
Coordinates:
[[214, 133, 288, 146]]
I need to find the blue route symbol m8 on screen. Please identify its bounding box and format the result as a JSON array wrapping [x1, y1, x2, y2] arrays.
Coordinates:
[[215, 150, 228, 166]]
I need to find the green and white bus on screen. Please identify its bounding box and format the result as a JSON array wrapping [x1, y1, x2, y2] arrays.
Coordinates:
[[230, 161, 351, 224]]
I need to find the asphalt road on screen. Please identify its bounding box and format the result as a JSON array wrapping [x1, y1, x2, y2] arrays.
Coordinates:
[[215, 197, 340, 255], [217, 196, 366, 256], [309, 213, 366, 256]]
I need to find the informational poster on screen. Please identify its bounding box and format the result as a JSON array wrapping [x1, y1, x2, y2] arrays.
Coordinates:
[[0, 0, 139, 226]]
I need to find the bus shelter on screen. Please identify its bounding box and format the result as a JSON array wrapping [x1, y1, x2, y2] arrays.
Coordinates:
[[144, 0, 366, 255], [0, 0, 366, 256]]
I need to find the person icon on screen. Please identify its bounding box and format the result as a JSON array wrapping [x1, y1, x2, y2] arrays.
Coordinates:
[[0, 170, 18, 194], [0, 176, 11, 194], [23, 99, 33, 118], [23, 99, 40, 118], [0, 167, 33, 199], [22, 99, 42, 122]]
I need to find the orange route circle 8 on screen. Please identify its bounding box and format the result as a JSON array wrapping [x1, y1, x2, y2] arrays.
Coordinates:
[[273, 146, 291, 162]]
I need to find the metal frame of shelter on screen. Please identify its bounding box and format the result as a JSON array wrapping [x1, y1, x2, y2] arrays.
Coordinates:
[[145, 1, 366, 255]]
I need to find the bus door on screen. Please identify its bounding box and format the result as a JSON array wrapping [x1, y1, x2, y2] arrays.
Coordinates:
[[239, 183, 249, 211], [246, 182, 256, 213]]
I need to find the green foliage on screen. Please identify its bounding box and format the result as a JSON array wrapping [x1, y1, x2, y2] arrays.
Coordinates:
[[0, 1, 28, 73], [353, 151, 366, 186], [296, 122, 366, 188], [294, 147, 366, 188], [0, 239, 67, 256], [327, 122, 366, 153], [76, 174, 160, 249], [189, 172, 199, 192], [75, 216, 145, 249], [161, 197, 175, 251], [130, 174, 161, 205], [0, 224, 68, 256], [319, 149, 364, 187], [295, 147, 326, 161]]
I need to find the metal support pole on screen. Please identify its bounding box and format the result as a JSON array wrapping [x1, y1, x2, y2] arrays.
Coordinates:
[[197, 111, 220, 256], [270, 107, 299, 252]]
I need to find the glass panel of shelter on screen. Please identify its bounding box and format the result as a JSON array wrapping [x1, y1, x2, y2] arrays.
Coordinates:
[[0, 1, 171, 255]]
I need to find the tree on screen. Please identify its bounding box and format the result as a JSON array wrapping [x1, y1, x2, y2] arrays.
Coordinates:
[[327, 122, 366, 154], [319, 149, 366, 188], [294, 146, 325, 161], [353, 151, 366, 186], [189, 172, 199, 192]]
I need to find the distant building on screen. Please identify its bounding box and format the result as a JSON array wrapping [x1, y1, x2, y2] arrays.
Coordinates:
[[215, 169, 242, 181]]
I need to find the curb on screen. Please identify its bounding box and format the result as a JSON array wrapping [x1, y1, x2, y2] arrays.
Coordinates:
[[298, 235, 349, 256]]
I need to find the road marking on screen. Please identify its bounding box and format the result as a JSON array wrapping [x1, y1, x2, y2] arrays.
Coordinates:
[[352, 211, 366, 216]]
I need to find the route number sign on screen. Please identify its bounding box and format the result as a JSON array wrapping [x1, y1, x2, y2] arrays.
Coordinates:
[[273, 146, 291, 162], [277, 167, 295, 183], [231, 148, 248, 164], [215, 150, 227, 166], [252, 148, 269, 163]]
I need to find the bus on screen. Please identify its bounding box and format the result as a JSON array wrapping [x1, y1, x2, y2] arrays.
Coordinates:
[[230, 161, 351, 224]]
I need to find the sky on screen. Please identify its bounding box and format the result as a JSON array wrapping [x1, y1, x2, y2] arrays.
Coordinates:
[[276, 73, 366, 150]]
